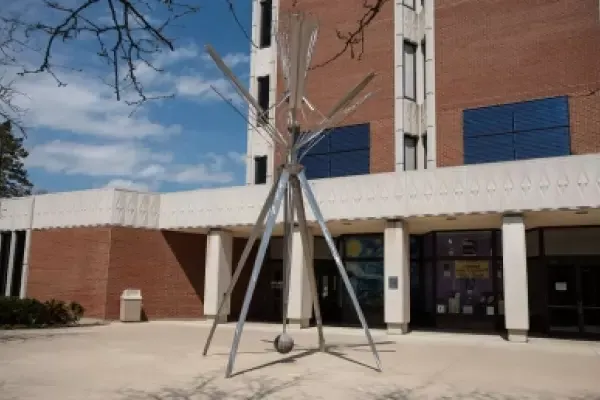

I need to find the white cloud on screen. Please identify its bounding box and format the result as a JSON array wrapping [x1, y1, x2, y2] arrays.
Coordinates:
[[104, 179, 151, 192], [202, 52, 250, 69], [5, 40, 247, 140], [26, 140, 172, 177], [12, 69, 182, 140], [26, 140, 244, 189], [226, 151, 247, 165]]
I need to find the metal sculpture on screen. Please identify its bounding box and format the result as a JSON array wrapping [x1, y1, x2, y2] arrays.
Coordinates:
[[202, 12, 381, 378]]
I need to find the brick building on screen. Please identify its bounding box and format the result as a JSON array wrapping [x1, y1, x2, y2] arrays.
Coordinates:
[[1, 0, 599, 342]]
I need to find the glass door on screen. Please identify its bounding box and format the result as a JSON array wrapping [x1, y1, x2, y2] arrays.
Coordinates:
[[315, 261, 342, 325], [580, 265, 600, 335], [547, 264, 580, 333]]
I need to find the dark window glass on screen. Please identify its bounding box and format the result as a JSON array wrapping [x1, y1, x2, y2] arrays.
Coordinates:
[[436, 231, 493, 258], [259, 0, 272, 48], [403, 41, 417, 100], [254, 155, 267, 184], [404, 135, 417, 171], [463, 96, 570, 165], [423, 134, 428, 169], [302, 123, 370, 180], [257, 75, 270, 126], [344, 235, 384, 259]]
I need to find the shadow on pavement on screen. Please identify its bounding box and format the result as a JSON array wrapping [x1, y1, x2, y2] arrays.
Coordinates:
[[365, 384, 600, 400], [117, 373, 308, 400]]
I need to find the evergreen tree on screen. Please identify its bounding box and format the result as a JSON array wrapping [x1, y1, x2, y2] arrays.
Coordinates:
[[0, 120, 33, 198]]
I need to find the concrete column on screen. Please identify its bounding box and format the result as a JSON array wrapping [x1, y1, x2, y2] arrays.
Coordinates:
[[384, 220, 410, 334], [4, 231, 17, 297], [424, 0, 437, 169], [204, 230, 233, 322], [287, 227, 313, 328], [393, 2, 406, 171], [501, 215, 529, 342], [19, 230, 32, 299]]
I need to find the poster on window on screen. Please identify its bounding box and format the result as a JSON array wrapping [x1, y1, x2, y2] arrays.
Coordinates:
[[454, 260, 490, 280]]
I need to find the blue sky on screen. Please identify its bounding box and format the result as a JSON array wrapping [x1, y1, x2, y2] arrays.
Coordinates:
[[7, 0, 255, 193]]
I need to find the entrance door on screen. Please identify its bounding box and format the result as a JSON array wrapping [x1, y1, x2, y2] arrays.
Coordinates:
[[547, 262, 600, 336], [581, 265, 600, 335], [315, 261, 342, 325], [547, 264, 579, 333]]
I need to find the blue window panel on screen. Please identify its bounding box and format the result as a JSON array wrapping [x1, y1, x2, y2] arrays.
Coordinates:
[[303, 154, 330, 179], [329, 149, 370, 177], [513, 96, 569, 132], [515, 127, 570, 160], [464, 134, 515, 164], [464, 105, 514, 137], [301, 135, 330, 156], [329, 123, 370, 152]]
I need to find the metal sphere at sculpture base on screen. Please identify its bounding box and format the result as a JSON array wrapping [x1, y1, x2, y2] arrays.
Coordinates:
[[274, 333, 295, 354]]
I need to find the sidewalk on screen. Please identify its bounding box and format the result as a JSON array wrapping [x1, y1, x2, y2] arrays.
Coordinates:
[[1, 321, 599, 399]]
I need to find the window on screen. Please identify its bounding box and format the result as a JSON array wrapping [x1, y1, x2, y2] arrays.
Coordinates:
[[422, 41, 427, 99], [403, 0, 415, 9], [259, 0, 272, 48], [463, 96, 571, 165], [404, 134, 418, 171], [254, 155, 267, 184], [257, 75, 270, 126], [302, 123, 370, 180], [423, 134, 428, 169], [403, 41, 417, 100]]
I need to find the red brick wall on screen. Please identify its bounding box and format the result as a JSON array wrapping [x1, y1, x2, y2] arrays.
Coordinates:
[[28, 228, 111, 319], [274, 0, 395, 173], [436, 0, 600, 166], [27, 227, 206, 320], [106, 228, 206, 320]]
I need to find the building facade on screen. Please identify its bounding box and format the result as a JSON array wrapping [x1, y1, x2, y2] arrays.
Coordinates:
[[1, 0, 599, 342]]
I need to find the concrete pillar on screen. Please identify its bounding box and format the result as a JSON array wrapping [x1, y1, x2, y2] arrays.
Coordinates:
[[19, 230, 32, 299], [501, 215, 529, 342], [204, 230, 233, 322], [4, 231, 17, 297], [287, 227, 313, 328], [384, 220, 410, 334]]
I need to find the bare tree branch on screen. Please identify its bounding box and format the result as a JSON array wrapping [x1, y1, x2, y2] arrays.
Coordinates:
[[223, 0, 258, 49], [309, 0, 390, 69], [223, 0, 389, 69], [3, 0, 200, 105]]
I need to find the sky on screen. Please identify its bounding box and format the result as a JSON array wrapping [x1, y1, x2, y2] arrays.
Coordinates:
[[4, 0, 255, 194]]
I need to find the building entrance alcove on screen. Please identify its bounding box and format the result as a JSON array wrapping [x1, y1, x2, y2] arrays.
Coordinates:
[[310, 235, 385, 329], [410, 230, 505, 334], [526, 226, 600, 340]]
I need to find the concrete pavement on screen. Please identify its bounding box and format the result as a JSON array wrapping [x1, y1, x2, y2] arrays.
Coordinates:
[[1, 321, 599, 399]]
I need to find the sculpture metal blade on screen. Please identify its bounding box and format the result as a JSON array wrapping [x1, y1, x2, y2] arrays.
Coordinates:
[[202, 11, 381, 379], [281, 13, 319, 126]]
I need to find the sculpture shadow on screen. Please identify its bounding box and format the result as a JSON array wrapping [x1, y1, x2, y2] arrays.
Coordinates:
[[365, 383, 600, 400], [118, 373, 308, 400], [231, 340, 397, 377]]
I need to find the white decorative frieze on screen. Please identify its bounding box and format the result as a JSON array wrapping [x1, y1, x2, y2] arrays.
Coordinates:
[[159, 154, 600, 230], [32, 189, 115, 229], [112, 189, 161, 229], [0, 197, 34, 231], [0, 155, 598, 231]]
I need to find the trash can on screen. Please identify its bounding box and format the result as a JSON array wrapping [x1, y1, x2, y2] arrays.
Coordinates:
[[120, 289, 143, 322]]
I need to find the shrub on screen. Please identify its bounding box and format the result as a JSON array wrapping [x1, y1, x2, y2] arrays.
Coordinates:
[[0, 297, 85, 329]]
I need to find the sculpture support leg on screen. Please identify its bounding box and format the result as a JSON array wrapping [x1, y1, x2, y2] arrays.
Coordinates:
[[281, 184, 294, 333], [203, 172, 281, 356], [225, 170, 291, 378], [291, 176, 325, 350], [297, 171, 382, 371]]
